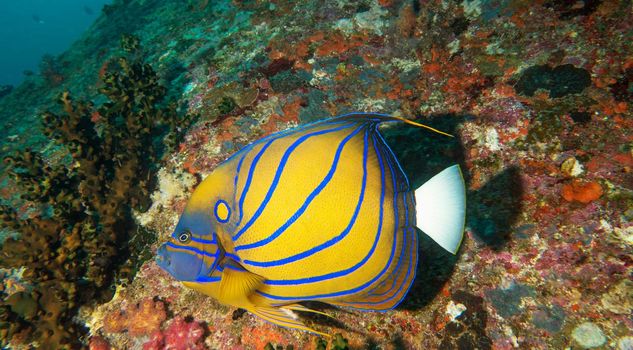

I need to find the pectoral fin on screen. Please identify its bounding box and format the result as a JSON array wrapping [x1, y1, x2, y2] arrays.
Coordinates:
[[217, 260, 330, 336], [218, 260, 265, 306]]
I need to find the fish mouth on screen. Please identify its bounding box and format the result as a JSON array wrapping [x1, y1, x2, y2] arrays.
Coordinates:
[[155, 244, 171, 269]]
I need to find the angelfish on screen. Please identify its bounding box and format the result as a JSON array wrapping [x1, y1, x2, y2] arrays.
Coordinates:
[[156, 113, 466, 335]]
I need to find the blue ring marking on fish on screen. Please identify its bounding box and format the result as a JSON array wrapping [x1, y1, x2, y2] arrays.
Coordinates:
[[164, 241, 218, 259], [236, 124, 366, 254], [340, 226, 415, 310], [357, 159, 403, 298], [235, 137, 277, 229], [398, 194, 419, 304], [364, 130, 403, 299], [360, 125, 415, 300], [357, 197, 418, 309], [225, 117, 353, 166], [194, 275, 221, 283], [260, 129, 390, 289], [224, 264, 244, 271], [371, 128, 418, 304], [380, 162, 416, 308], [231, 126, 299, 223], [232, 120, 352, 231], [375, 128, 411, 189], [240, 126, 368, 266], [363, 129, 409, 298], [368, 203, 408, 297], [231, 118, 356, 226], [214, 199, 231, 223], [367, 226, 416, 309], [190, 235, 216, 244], [233, 122, 357, 241], [225, 252, 241, 262]]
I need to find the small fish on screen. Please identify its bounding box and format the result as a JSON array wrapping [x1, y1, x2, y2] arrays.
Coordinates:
[[156, 113, 465, 335]]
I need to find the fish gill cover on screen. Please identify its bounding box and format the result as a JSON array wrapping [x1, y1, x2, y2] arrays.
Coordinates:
[[0, 0, 631, 349]]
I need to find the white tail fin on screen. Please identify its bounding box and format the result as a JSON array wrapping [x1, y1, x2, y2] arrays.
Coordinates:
[[415, 165, 466, 254]]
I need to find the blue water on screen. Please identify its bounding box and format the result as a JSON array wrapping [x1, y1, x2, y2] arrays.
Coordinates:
[[0, 0, 112, 87]]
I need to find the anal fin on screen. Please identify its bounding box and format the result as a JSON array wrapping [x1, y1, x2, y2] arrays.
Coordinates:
[[251, 306, 330, 337], [286, 303, 335, 319]]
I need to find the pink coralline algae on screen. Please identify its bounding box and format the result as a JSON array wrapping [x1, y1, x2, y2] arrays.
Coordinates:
[[143, 316, 206, 350]]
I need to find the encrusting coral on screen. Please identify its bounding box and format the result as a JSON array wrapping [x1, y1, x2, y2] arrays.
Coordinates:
[[103, 298, 167, 337], [0, 57, 194, 349]]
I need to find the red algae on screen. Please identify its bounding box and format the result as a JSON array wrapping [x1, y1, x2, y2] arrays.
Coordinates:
[[561, 180, 604, 204]]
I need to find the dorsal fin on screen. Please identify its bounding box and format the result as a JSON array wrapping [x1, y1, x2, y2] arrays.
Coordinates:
[[325, 112, 453, 137]]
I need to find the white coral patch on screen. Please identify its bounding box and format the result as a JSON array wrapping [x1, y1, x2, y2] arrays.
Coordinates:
[[390, 57, 422, 73], [446, 300, 467, 321], [355, 98, 387, 112], [484, 127, 501, 151], [462, 0, 483, 19], [334, 3, 388, 36], [135, 167, 196, 230], [310, 70, 330, 87]]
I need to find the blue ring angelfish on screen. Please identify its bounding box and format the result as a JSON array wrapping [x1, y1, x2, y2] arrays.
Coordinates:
[[155, 113, 467, 337], [214, 199, 231, 223]]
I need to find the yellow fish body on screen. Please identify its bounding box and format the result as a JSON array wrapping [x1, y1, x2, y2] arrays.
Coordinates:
[[156, 113, 466, 335]]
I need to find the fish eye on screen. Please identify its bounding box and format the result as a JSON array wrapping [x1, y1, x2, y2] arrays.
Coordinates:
[[178, 230, 192, 243]]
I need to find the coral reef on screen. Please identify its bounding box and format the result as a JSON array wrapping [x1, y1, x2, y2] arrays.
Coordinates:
[[0, 56, 193, 348], [0, 0, 631, 348]]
